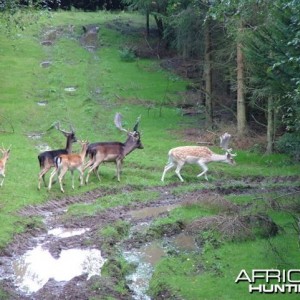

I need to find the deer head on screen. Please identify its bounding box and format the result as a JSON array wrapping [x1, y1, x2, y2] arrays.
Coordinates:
[[114, 112, 143, 149], [219, 133, 237, 163]]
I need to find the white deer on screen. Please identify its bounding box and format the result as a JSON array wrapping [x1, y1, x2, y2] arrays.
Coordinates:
[[161, 133, 236, 182]]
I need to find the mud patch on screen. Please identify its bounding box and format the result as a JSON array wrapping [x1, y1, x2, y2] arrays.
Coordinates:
[[40, 61, 52, 68], [129, 204, 179, 220], [0, 178, 299, 299]]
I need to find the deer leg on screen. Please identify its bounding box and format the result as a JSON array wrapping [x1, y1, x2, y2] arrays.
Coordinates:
[[196, 161, 208, 181], [38, 166, 51, 190], [83, 157, 94, 171], [94, 165, 101, 181], [58, 168, 68, 193], [85, 160, 101, 184], [116, 159, 122, 182], [0, 175, 5, 187], [175, 162, 185, 182], [161, 161, 175, 182], [78, 168, 84, 186], [71, 170, 75, 190], [48, 168, 57, 191]]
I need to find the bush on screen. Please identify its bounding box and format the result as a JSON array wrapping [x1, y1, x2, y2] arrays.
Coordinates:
[[276, 132, 300, 161], [119, 46, 136, 62]]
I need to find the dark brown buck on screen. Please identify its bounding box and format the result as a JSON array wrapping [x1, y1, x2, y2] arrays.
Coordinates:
[[37, 122, 77, 190], [0, 145, 11, 187], [84, 113, 143, 183], [161, 133, 237, 182]]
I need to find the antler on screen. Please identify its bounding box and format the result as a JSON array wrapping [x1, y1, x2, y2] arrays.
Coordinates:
[[0, 144, 11, 153], [133, 115, 141, 132], [55, 121, 74, 135], [220, 133, 237, 156], [220, 133, 232, 151], [114, 113, 128, 133]]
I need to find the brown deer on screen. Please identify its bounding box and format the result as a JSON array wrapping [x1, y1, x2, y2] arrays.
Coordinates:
[[161, 133, 237, 182], [48, 140, 89, 193], [38, 122, 77, 190], [0, 145, 11, 187], [84, 113, 143, 183]]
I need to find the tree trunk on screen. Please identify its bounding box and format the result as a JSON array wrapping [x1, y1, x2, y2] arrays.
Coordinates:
[[237, 40, 247, 136], [154, 16, 164, 39], [266, 97, 274, 154], [204, 21, 213, 129], [146, 11, 150, 37]]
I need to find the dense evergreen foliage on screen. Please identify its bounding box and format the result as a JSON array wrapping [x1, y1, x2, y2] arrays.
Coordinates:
[[1, 0, 299, 158]]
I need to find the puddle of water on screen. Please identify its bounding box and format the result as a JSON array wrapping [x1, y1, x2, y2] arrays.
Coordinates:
[[130, 204, 178, 220], [64, 87, 77, 92], [123, 251, 152, 300], [37, 100, 48, 106], [140, 241, 165, 266], [13, 245, 105, 294], [172, 233, 197, 251], [124, 241, 166, 300], [48, 227, 90, 238]]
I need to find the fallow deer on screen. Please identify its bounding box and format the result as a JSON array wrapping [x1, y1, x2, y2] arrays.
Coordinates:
[[37, 122, 77, 190], [161, 133, 237, 182], [48, 140, 89, 193], [0, 146, 11, 187], [84, 113, 143, 183]]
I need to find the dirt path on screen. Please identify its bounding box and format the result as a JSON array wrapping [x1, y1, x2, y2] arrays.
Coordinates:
[[0, 175, 299, 299]]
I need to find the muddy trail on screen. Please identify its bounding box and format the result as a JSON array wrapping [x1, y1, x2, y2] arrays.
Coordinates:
[[0, 175, 299, 299]]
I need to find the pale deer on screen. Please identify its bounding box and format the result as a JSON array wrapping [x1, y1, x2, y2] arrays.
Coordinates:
[[161, 133, 237, 182], [38, 122, 77, 190], [48, 140, 89, 193], [0, 146, 11, 187], [84, 113, 143, 183]]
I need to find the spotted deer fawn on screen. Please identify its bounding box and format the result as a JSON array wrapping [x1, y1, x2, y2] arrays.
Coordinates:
[[161, 133, 237, 182], [48, 140, 89, 193], [38, 122, 77, 190], [0, 146, 11, 187], [84, 113, 143, 183]]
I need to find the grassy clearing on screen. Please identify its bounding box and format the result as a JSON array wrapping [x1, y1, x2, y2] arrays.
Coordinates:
[[0, 10, 299, 299]]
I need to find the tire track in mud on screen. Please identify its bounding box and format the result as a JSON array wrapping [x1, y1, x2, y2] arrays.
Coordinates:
[[8, 175, 299, 259], [1, 176, 299, 299], [18, 175, 300, 218]]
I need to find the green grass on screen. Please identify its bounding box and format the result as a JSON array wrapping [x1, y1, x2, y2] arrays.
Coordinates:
[[149, 208, 300, 300], [0, 10, 299, 300]]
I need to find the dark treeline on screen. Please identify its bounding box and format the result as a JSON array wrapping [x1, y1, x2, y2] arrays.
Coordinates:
[[21, 0, 124, 11]]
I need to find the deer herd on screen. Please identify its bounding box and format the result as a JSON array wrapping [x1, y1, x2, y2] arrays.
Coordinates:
[[0, 113, 237, 192]]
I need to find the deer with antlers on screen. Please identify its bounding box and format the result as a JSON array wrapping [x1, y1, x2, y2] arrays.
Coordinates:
[[48, 140, 89, 193], [0, 145, 11, 187], [37, 122, 77, 190], [161, 133, 237, 182], [84, 113, 143, 183]]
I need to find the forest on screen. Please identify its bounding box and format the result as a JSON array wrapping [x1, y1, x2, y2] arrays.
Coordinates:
[[2, 0, 299, 159]]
